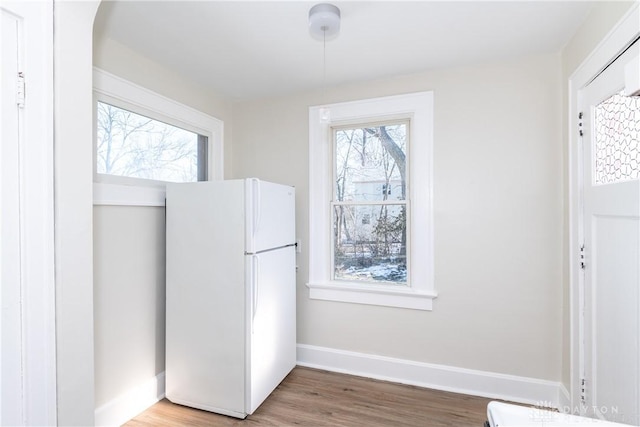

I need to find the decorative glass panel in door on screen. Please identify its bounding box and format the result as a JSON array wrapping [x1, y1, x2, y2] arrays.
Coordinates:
[[594, 91, 640, 184]]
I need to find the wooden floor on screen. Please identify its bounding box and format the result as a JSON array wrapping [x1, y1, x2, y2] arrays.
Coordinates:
[[124, 367, 495, 426]]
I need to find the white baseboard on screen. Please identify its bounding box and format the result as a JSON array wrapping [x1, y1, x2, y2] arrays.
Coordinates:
[[95, 372, 166, 427], [93, 348, 567, 425], [297, 344, 566, 408]]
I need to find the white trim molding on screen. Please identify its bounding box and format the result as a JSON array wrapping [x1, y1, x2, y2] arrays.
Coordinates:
[[94, 372, 166, 427], [307, 92, 436, 311], [93, 183, 166, 207], [297, 344, 567, 408], [307, 281, 436, 311]]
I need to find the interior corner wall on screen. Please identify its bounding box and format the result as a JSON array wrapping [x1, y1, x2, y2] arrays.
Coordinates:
[[231, 53, 564, 383], [559, 0, 636, 392]]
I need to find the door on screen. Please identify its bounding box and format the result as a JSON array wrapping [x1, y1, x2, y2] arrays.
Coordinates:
[[0, 2, 55, 425], [1, 8, 25, 426], [245, 179, 296, 254], [581, 43, 640, 425], [246, 246, 296, 414]]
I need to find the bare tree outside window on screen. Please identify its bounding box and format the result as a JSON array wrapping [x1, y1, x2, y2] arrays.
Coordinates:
[[96, 102, 206, 182], [333, 122, 408, 285]]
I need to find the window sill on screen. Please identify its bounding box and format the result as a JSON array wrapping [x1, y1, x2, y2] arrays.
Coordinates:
[[306, 281, 437, 311], [93, 182, 166, 207]]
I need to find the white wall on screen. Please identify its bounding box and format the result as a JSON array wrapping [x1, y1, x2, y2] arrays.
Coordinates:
[[93, 206, 166, 408], [232, 53, 564, 381]]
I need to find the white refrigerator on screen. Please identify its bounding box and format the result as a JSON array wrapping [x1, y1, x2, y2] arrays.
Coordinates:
[[165, 178, 296, 419]]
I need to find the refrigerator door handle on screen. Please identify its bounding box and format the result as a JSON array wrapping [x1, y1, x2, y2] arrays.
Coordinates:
[[251, 254, 259, 334]]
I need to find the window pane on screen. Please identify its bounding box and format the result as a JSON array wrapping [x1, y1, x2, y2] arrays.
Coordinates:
[[333, 204, 407, 285], [97, 102, 204, 182], [594, 91, 640, 185], [335, 123, 407, 202]]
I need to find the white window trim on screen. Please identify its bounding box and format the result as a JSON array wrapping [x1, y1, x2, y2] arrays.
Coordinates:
[[92, 67, 224, 206], [307, 92, 436, 310]]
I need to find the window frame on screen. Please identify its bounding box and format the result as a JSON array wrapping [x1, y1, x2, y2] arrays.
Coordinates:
[[308, 92, 436, 311], [92, 67, 224, 206]]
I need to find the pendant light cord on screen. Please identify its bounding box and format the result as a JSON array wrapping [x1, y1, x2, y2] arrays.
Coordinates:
[[323, 29, 327, 104], [309, 3, 341, 123]]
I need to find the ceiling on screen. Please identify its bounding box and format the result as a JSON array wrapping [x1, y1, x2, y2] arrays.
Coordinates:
[[94, 1, 596, 101]]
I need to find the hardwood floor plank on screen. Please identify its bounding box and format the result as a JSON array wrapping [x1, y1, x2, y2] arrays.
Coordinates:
[[124, 367, 496, 426]]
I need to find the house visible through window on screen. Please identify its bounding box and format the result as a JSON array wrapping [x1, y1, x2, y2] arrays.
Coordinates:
[[96, 101, 208, 182], [333, 121, 409, 285]]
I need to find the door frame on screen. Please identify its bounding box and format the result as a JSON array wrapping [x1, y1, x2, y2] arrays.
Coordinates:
[[569, 2, 640, 411], [0, 1, 56, 425]]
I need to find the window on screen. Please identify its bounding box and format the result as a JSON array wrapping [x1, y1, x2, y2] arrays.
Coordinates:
[[93, 68, 223, 206], [308, 92, 436, 310], [333, 122, 408, 285], [96, 102, 208, 183]]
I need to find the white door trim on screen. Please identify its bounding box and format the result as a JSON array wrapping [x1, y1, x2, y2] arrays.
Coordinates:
[[0, 1, 56, 425], [568, 2, 640, 411], [1, 7, 25, 425]]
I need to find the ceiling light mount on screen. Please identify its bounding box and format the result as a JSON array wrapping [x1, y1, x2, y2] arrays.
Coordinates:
[[309, 3, 341, 41]]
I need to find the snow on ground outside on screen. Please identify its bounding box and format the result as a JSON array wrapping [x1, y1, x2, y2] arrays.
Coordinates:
[[338, 263, 407, 283]]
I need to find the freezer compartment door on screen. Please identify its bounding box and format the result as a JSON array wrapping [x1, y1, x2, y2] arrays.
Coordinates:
[[245, 246, 297, 414], [245, 178, 295, 253]]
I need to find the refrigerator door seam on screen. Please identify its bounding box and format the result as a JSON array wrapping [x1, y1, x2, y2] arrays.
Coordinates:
[[252, 255, 259, 334]]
